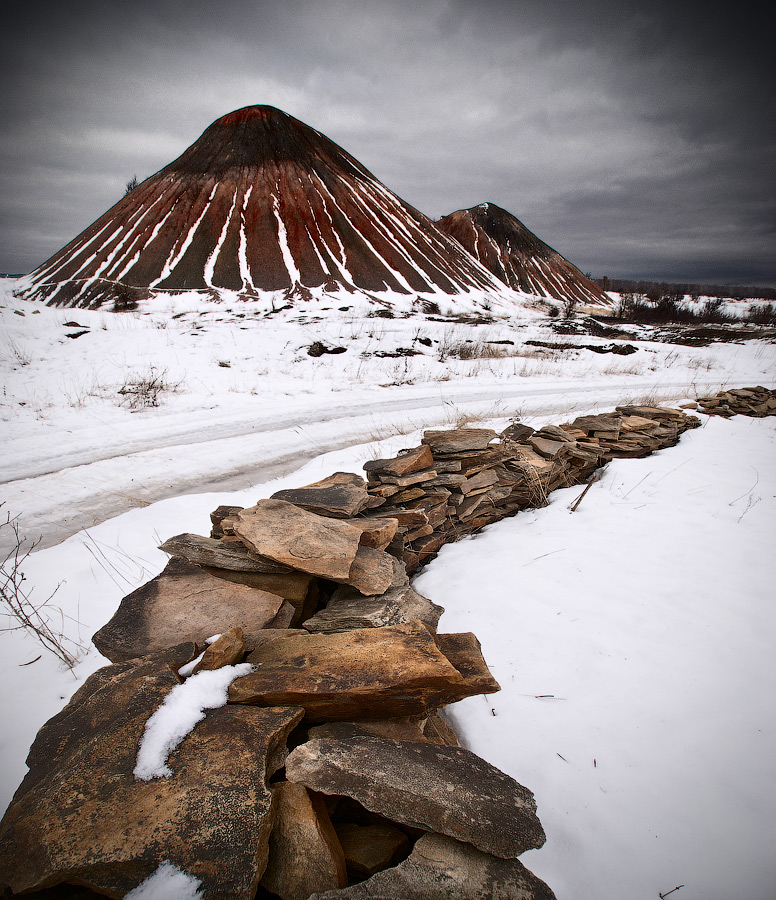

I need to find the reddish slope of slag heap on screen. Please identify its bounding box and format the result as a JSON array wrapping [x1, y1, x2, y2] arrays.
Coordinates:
[[437, 202, 614, 309], [17, 106, 510, 308]]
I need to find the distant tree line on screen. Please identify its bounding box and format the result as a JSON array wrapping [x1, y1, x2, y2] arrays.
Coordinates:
[[593, 277, 776, 301]]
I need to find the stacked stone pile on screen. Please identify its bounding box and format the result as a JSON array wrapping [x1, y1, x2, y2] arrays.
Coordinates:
[[691, 385, 776, 418], [0, 401, 709, 899], [359, 405, 700, 573]]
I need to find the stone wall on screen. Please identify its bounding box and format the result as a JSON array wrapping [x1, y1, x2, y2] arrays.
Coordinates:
[[1, 388, 773, 899]]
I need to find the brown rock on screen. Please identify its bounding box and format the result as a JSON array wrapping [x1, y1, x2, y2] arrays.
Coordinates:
[[271, 472, 370, 519], [435, 632, 500, 696], [460, 468, 499, 494], [367, 507, 428, 528], [235, 500, 362, 580], [200, 566, 314, 603], [308, 719, 428, 744], [422, 709, 460, 746], [159, 532, 292, 573], [260, 782, 347, 900], [355, 517, 399, 550], [192, 627, 245, 673], [0, 646, 304, 899], [92, 558, 286, 662], [308, 832, 557, 899], [500, 422, 535, 443], [286, 733, 545, 859], [363, 445, 434, 477], [230, 622, 498, 720], [528, 436, 569, 459], [302, 584, 443, 634], [338, 545, 395, 595], [376, 470, 438, 488], [335, 822, 410, 878], [422, 428, 497, 454]]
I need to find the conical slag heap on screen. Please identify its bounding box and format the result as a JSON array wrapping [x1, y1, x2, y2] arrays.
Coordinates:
[[16, 106, 508, 308], [437, 202, 613, 309]]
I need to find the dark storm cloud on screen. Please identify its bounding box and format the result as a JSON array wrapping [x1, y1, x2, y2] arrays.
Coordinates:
[[1, 0, 773, 286]]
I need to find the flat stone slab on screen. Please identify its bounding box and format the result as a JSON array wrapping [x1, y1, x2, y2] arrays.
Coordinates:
[[271, 472, 371, 519], [159, 532, 292, 573], [92, 558, 286, 662], [229, 621, 498, 721], [421, 428, 497, 454], [302, 584, 443, 634], [0, 646, 304, 899], [363, 444, 434, 477], [286, 733, 546, 859], [309, 832, 557, 899], [235, 500, 363, 580]]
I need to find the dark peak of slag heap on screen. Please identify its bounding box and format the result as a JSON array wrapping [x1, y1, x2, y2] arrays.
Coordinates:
[[164, 105, 367, 179]]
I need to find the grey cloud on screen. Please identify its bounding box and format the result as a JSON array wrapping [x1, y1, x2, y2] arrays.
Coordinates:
[[1, 0, 772, 285]]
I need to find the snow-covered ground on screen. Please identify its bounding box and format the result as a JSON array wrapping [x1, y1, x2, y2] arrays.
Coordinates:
[[1, 278, 775, 899]]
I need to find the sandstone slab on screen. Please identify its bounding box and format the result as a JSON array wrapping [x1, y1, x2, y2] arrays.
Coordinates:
[[309, 832, 557, 899], [302, 584, 443, 634], [287, 734, 545, 859], [192, 626, 245, 673], [159, 532, 292, 573], [353, 517, 399, 550], [0, 646, 304, 899], [421, 428, 497, 454], [337, 545, 396, 595], [260, 782, 347, 900], [271, 472, 370, 519], [200, 566, 314, 603], [92, 558, 286, 662], [235, 500, 362, 580], [363, 445, 433, 477], [230, 622, 497, 720]]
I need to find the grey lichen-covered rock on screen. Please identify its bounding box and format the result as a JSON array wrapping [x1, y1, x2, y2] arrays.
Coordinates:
[[0, 645, 304, 899], [286, 734, 545, 859], [235, 500, 363, 580], [271, 472, 371, 519], [159, 532, 293, 572], [302, 584, 443, 634], [309, 832, 557, 899], [92, 558, 286, 662]]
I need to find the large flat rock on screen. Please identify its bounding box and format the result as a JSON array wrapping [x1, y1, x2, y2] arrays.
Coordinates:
[[271, 472, 371, 519], [229, 622, 498, 720], [0, 646, 304, 899], [421, 428, 497, 454], [235, 500, 363, 580], [92, 558, 286, 662], [303, 584, 443, 634], [286, 733, 545, 859], [309, 832, 556, 899], [159, 532, 292, 572]]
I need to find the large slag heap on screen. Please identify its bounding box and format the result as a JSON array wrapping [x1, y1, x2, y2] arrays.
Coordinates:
[[15, 106, 509, 308]]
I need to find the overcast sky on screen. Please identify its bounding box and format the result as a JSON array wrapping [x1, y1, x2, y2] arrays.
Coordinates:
[[2, 0, 773, 286]]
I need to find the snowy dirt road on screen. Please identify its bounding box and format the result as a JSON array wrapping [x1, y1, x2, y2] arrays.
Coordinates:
[[1, 378, 705, 552]]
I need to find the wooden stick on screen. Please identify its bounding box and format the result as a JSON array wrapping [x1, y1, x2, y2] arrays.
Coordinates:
[[569, 473, 601, 512]]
